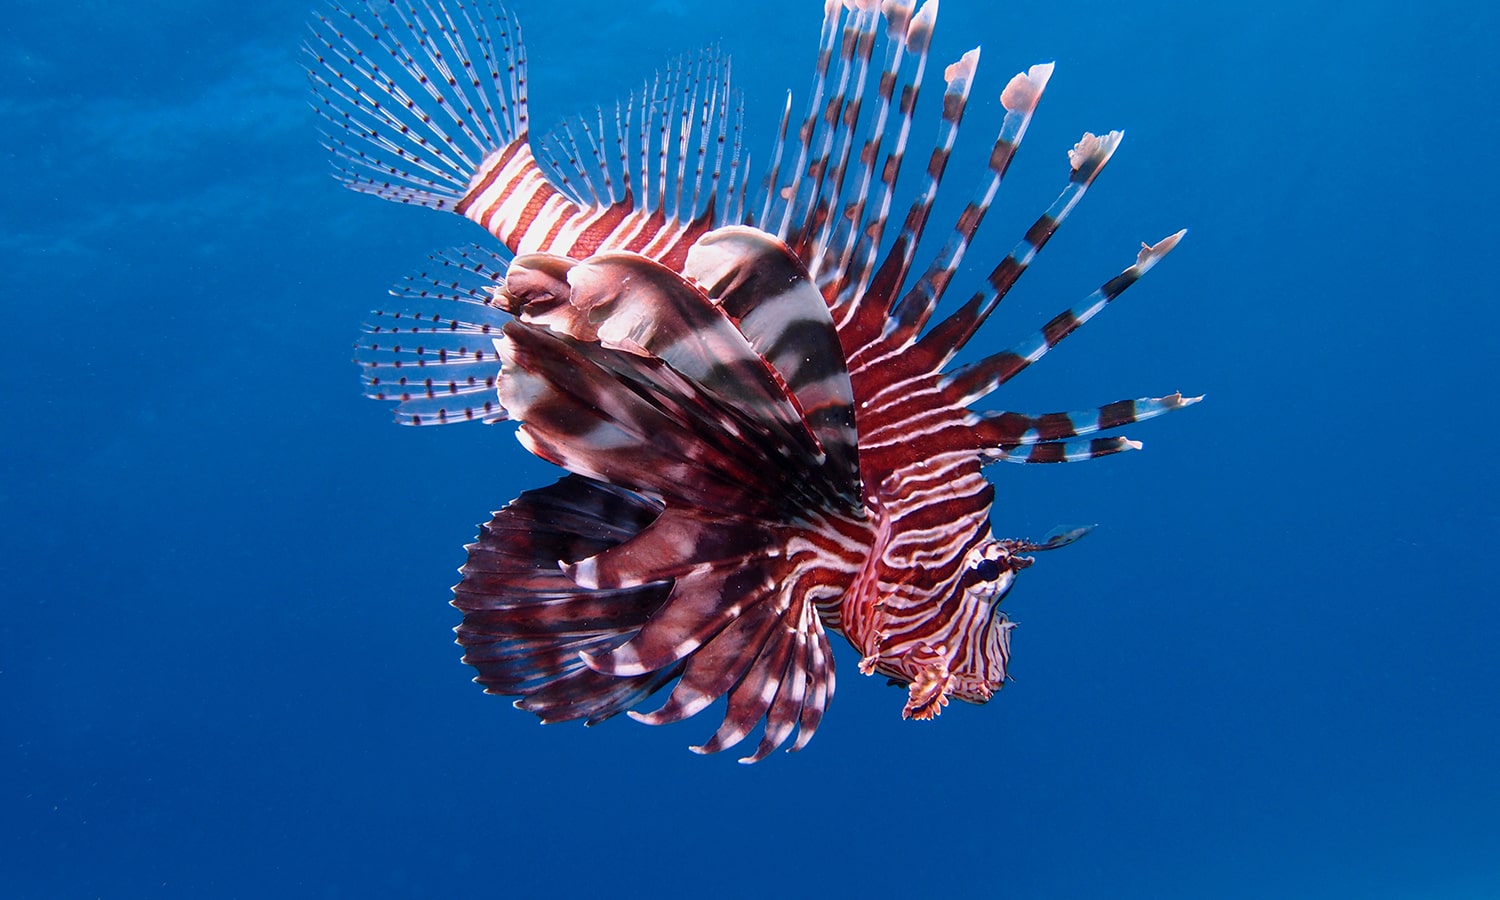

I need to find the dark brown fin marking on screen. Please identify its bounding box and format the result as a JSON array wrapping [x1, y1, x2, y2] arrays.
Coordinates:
[[453, 475, 681, 726], [583, 564, 779, 677], [498, 324, 794, 516], [971, 392, 1202, 447], [881, 63, 1053, 347], [792, 4, 883, 263], [941, 231, 1187, 406], [815, 0, 917, 299], [684, 227, 862, 506], [541, 252, 827, 469], [984, 436, 1142, 464], [497, 298, 838, 518], [911, 131, 1124, 369], [769, 0, 845, 239]]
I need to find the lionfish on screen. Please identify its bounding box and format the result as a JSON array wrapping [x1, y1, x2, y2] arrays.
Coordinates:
[[308, 0, 1196, 762]]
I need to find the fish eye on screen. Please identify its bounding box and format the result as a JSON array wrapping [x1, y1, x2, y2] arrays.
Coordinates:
[[974, 558, 1002, 581]]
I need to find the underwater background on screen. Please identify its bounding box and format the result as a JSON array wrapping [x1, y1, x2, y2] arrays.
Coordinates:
[[4, 0, 1497, 896]]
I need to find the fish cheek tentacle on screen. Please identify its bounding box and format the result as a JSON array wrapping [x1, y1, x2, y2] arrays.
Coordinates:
[[902, 643, 956, 721]]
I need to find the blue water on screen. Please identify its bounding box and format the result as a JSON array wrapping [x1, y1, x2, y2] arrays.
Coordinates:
[[4, 1, 1496, 896]]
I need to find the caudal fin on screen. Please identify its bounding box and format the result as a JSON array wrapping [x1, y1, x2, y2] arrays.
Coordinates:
[[306, 0, 529, 212]]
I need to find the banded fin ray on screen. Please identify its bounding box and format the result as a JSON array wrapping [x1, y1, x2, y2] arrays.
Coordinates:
[[741, 596, 822, 762], [985, 436, 1142, 465], [609, 546, 835, 761], [971, 392, 1202, 446], [941, 231, 1188, 407], [565, 506, 775, 590], [830, 14, 978, 355], [908, 130, 1127, 371], [531, 50, 751, 260], [787, 2, 883, 262], [627, 595, 784, 729], [688, 594, 803, 757], [811, 0, 917, 299], [882, 62, 1054, 346], [865, 43, 982, 318], [831, 0, 930, 311], [763, 0, 845, 240], [582, 557, 779, 678]]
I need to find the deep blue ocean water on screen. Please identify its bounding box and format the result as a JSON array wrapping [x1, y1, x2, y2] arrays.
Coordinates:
[[4, 0, 1497, 896]]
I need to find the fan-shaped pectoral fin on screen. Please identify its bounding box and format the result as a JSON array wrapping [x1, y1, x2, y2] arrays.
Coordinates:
[[452, 475, 679, 726]]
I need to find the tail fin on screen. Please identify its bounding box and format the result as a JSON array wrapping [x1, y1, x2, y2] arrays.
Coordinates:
[[309, 2, 751, 265], [306, 0, 596, 257], [306, 0, 528, 212]]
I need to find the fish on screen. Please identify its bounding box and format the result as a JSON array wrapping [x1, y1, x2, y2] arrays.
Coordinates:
[[307, 0, 1197, 762]]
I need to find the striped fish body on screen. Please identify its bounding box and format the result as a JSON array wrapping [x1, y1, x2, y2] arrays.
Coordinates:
[[311, 0, 1195, 759], [457, 140, 720, 268]]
